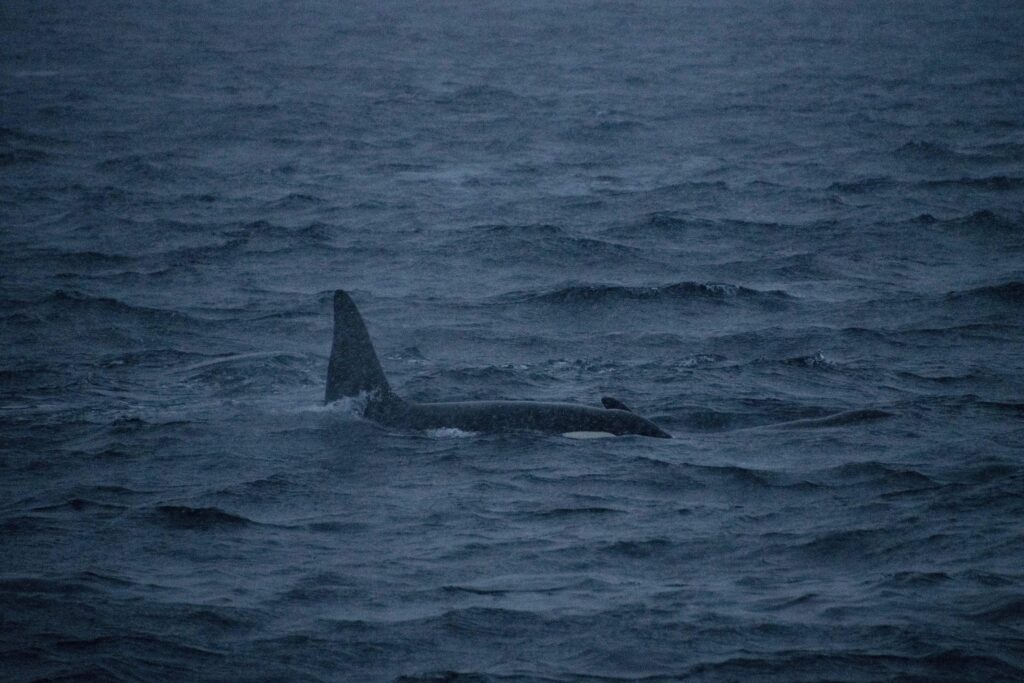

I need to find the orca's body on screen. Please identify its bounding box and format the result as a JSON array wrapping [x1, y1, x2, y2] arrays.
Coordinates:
[[326, 290, 671, 438]]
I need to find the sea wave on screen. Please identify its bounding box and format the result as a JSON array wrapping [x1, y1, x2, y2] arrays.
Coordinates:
[[894, 140, 1013, 165], [151, 505, 255, 530], [0, 147, 52, 166], [504, 281, 792, 305], [0, 289, 196, 326], [914, 209, 1022, 233], [946, 281, 1024, 304], [829, 176, 894, 193], [445, 223, 642, 264], [924, 175, 1024, 190]]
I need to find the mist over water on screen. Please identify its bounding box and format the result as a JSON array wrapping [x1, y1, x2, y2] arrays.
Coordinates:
[[3, 1, 1023, 681]]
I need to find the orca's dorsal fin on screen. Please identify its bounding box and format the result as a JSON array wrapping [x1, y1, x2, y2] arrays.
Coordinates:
[[326, 290, 395, 403], [601, 396, 632, 412]]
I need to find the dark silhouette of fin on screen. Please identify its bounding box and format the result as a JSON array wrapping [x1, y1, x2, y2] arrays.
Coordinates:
[[325, 291, 394, 403], [601, 396, 632, 412]]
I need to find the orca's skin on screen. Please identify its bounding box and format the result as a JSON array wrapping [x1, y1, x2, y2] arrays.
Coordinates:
[[326, 290, 671, 438], [376, 400, 670, 438]]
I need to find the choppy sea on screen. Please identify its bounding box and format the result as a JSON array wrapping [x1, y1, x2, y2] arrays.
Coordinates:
[[3, 1, 1024, 681]]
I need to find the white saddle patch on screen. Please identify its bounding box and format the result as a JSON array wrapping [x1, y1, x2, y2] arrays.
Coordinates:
[[562, 431, 616, 439]]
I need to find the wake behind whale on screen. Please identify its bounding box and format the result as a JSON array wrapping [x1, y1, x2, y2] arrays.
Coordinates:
[[325, 290, 671, 438]]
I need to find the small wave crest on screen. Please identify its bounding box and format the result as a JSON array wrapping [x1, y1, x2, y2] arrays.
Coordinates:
[[896, 140, 962, 160], [778, 408, 894, 429], [433, 85, 524, 111], [829, 176, 894, 193], [505, 281, 791, 305], [602, 538, 672, 558], [0, 147, 52, 166], [563, 118, 647, 142], [893, 140, 1010, 165], [446, 223, 641, 264], [3, 289, 193, 325], [178, 352, 315, 397], [818, 461, 935, 489], [924, 175, 1024, 191], [526, 506, 624, 518], [31, 498, 126, 513], [152, 505, 253, 530], [834, 175, 1024, 193], [913, 209, 1022, 233], [970, 597, 1024, 625], [946, 281, 1024, 305]]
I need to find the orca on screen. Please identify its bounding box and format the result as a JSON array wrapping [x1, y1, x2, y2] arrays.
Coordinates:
[[325, 290, 671, 438]]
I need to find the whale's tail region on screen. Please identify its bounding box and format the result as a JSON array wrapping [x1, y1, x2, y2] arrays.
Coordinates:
[[325, 290, 394, 404]]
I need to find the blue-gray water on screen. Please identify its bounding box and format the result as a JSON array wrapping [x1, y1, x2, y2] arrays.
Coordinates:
[[3, 1, 1023, 681]]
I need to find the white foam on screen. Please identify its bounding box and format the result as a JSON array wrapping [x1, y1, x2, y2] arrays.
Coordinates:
[[425, 427, 477, 438], [313, 391, 373, 416]]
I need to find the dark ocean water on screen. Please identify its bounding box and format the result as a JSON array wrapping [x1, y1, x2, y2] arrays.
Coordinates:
[[3, 1, 1024, 681]]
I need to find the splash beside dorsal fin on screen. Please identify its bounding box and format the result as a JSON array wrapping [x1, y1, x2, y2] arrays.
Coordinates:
[[601, 396, 632, 412]]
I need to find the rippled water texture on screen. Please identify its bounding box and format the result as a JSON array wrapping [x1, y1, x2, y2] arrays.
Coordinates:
[[3, 1, 1023, 681]]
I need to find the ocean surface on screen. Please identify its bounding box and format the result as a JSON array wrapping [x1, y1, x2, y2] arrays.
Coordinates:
[[3, 1, 1024, 681]]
